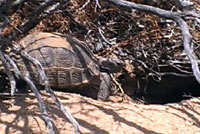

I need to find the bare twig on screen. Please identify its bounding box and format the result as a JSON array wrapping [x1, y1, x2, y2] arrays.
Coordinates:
[[110, 74, 124, 94], [98, 27, 113, 45], [95, 0, 101, 12], [0, 50, 16, 95], [168, 62, 193, 74], [79, 0, 91, 10]]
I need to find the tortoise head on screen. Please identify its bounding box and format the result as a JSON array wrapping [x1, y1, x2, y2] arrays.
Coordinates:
[[99, 58, 125, 73]]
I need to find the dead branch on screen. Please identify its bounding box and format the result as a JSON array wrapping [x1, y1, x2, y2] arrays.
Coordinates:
[[12, 0, 25, 6], [21, 51, 47, 84], [21, 51, 81, 134], [104, 0, 200, 84], [45, 86, 81, 134], [7, 0, 60, 40], [0, 50, 16, 95], [1, 50, 55, 134]]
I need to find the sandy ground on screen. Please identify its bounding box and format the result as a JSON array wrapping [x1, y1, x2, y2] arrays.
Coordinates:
[[0, 91, 200, 134]]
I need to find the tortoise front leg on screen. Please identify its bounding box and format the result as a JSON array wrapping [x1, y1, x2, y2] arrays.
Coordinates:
[[97, 72, 111, 101]]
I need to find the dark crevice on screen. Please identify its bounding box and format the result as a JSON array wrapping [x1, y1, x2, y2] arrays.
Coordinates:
[[122, 75, 200, 104]]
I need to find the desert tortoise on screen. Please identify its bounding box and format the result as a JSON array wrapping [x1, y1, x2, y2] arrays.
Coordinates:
[[19, 32, 124, 100]]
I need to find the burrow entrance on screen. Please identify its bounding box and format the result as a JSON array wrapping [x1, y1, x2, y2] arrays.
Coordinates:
[[121, 74, 200, 104]]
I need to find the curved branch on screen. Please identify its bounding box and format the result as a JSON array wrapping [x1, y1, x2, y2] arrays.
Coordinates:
[[103, 0, 200, 83], [3, 52, 55, 134]]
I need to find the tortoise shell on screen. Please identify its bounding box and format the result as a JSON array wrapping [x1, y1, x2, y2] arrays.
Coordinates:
[[19, 32, 100, 89]]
